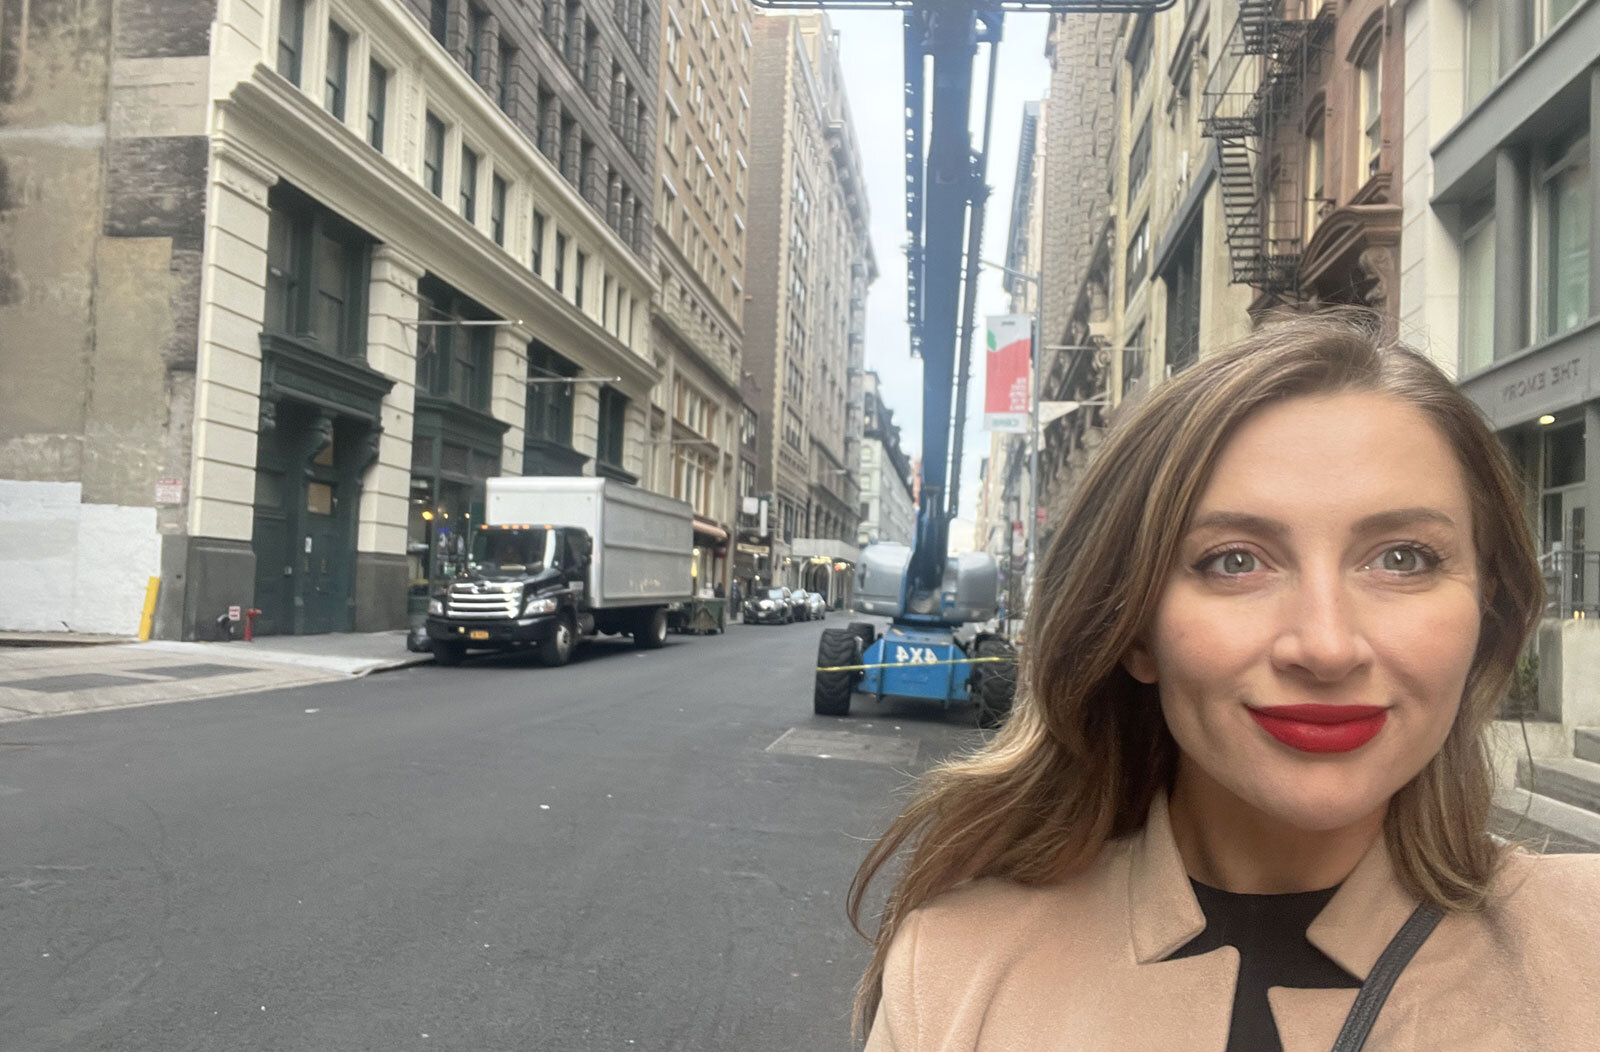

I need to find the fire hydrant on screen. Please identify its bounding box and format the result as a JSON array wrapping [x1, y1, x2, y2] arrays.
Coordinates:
[[243, 608, 263, 642]]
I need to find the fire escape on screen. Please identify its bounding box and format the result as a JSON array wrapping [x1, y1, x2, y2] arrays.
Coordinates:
[[1201, 0, 1334, 293]]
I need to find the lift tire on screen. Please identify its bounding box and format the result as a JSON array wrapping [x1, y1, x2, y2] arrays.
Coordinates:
[[433, 642, 466, 667], [973, 636, 1018, 728], [814, 629, 858, 717], [634, 607, 669, 650], [539, 614, 576, 667], [847, 621, 877, 653]]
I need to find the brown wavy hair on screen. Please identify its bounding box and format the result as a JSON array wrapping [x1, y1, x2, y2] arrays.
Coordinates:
[[847, 312, 1546, 1034]]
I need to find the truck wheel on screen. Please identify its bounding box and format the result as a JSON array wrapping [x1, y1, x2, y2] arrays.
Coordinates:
[[539, 614, 576, 667], [973, 636, 1018, 728], [634, 607, 668, 649], [814, 629, 858, 717], [433, 642, 466, 667], [847, 621, 877, 652]]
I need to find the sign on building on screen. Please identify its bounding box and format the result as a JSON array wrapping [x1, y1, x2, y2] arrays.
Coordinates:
[[984, 315, 1032, 432]]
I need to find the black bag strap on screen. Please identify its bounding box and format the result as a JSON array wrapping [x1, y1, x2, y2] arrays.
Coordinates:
[[1329, 903, 1444, 1051]]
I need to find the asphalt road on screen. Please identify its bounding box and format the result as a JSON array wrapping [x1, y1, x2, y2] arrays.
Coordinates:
[[0, 616, 983, 1052]]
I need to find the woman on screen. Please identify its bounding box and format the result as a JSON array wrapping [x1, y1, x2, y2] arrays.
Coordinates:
[[851, 315, 1600, 1051]]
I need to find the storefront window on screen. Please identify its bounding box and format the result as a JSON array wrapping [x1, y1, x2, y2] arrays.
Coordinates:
[[1464, 0, 1498, 107], [1459, 201, 1495, 375], [1539, 135, 1590, 340]]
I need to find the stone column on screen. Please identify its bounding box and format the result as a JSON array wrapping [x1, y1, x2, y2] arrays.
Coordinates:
[[540, 91, 561, 159], [1591, 69, 1600, 315], [620, 187, 636, 246], [562, 121, 581, 184], [492, 323, 533, 476], [481, 14, 500, 91], [174, 141, 276, 639], [354, 244, 425, 631], [574, 382, 602, 475], [607, 171, 623, 230], [1493, 147, 1530, 360], [1498, 0, 1530, 76]]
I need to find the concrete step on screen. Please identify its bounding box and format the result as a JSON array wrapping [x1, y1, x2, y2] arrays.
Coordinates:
[[1492, 786, 1600, 853], [1516, 754, 1600, 813], [1574, 727, 1600, 764]]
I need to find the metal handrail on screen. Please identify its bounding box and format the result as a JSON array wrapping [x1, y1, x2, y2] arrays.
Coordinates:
[[1540, 548, 1600, 619]]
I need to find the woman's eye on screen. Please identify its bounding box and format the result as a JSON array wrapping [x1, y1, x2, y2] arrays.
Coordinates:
[[1204, 550, 1258, 575], [1376, 545, 1435, 573]]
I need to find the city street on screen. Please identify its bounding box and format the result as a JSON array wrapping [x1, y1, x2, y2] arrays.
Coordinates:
[[0, 618, 981, 1052]]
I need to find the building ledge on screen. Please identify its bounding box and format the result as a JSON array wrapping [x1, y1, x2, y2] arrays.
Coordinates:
[[1431, 0, 1600, 203], [1458, 316, 1600, 430]]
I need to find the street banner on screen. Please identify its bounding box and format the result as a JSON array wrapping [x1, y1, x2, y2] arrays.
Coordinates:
[[984, 314, 1032, 432]]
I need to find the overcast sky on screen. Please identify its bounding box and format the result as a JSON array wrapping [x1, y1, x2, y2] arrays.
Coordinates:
[[826, 11, 1052, 519]]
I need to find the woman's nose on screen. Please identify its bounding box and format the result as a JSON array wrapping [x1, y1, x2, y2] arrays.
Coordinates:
[[1270, 571, 1371, 682]]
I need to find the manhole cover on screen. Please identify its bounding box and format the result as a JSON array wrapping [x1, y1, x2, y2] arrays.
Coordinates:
[[0, 674, 150, 694], [137, 664, 253, 680], [765, 727, 919, 766]]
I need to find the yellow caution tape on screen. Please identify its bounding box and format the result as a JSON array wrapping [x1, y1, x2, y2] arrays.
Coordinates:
[[815, 655, 1017, 673]]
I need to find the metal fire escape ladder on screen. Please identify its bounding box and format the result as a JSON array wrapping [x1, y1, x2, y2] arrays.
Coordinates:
[[1201, 0, 1333, 293]]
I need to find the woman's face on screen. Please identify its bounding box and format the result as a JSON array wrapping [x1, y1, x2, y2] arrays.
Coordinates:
[[1124, 391, 1483, 833]]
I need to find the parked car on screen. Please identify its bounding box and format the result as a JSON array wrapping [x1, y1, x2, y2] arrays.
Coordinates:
[[805, 591, 827, 619], [788, 589, 811, 621], [746, 587, 794, 624]]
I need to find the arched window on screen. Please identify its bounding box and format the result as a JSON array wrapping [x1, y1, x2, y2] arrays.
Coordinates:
[[1304, 97, 1326, 239], [1350, 18, 1385, 184]]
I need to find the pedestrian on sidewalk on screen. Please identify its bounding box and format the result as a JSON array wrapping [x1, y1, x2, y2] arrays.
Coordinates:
[[730, 578, 742, 622], [850, 312, 1600, 1051]]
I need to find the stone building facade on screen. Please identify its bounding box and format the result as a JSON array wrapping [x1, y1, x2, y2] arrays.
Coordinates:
[[645, 0, 754, 593], [0, 0, 660, 638], [858, 371, 914, 549], [745, 11, 873, 601]]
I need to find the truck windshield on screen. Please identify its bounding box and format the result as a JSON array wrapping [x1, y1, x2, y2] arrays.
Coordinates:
[[469, 528, 554, 577]]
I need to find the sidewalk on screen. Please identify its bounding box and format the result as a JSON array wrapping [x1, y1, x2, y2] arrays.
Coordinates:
[[0, 631, 432, 724]]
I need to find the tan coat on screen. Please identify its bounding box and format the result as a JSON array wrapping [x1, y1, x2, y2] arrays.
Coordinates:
[[865, 794, 1600, 1051]]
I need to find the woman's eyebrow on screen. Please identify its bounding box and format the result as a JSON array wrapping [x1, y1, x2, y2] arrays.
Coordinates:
[[1186, 507, 1459, 540], [1351, 507, 1460, 534]]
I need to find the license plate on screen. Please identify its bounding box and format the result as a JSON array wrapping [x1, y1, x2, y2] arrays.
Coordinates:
[[469, 630, 490, 640]]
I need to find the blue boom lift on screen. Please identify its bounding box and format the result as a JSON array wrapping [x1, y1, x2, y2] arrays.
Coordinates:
[[753, 0, 1168, 725]]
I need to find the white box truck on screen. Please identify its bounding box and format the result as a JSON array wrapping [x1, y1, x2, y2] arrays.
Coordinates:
[[424, 477, 694, 666]]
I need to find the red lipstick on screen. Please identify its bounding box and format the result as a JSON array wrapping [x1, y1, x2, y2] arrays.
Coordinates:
[[1248, 704, 1388, 754]]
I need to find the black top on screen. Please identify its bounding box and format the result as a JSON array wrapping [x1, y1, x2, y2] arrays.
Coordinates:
[[1170, 879, 1361, 1052]]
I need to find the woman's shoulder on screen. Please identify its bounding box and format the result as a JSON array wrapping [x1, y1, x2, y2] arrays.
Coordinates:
[[899, 842, 1132, 955], [1493, 848, 1600, 910]]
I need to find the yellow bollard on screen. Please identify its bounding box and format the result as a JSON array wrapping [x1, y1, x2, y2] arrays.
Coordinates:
[[138, 576, 160, 641]]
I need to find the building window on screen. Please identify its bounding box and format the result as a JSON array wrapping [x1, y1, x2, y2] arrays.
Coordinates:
[[1358, 45, 1382, 181], [597, 387, 628, 468], [277, 0, 305, 85], [460, 145, 479, 221], [1127, 18, 1153, 100], [1538, 133, 1590, 339], [1124, 214, 1150, 298], [430, 0, 450, 45], [575, 250, 587, 309], [1464, 0, 1499, 107], [1127, 118, 1151, 201], [526, 344, 578, 446], [532, 210, 546, 274], [466, 4, 487, 81], [324, 22, 349, 119], [1163, 221, 1202, 375], [263, 187, 370, 358], [1459, 200, 1495, 375], [498, 43, 517, 109], [1304, 115, 1326, 239], [555, 232, 568, 292], [424, 112, 446, 197], [1543, 0, 1582, 36], [366, 61, 388, 150], [490, 175, 507, 246], [417, 278, 494, 410]]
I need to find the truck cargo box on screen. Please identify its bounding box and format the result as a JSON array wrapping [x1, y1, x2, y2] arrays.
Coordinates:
[[485, 477, 693, 608]]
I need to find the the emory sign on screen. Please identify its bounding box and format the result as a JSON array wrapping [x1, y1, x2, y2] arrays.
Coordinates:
[[1464, 323, 1599, 430]]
